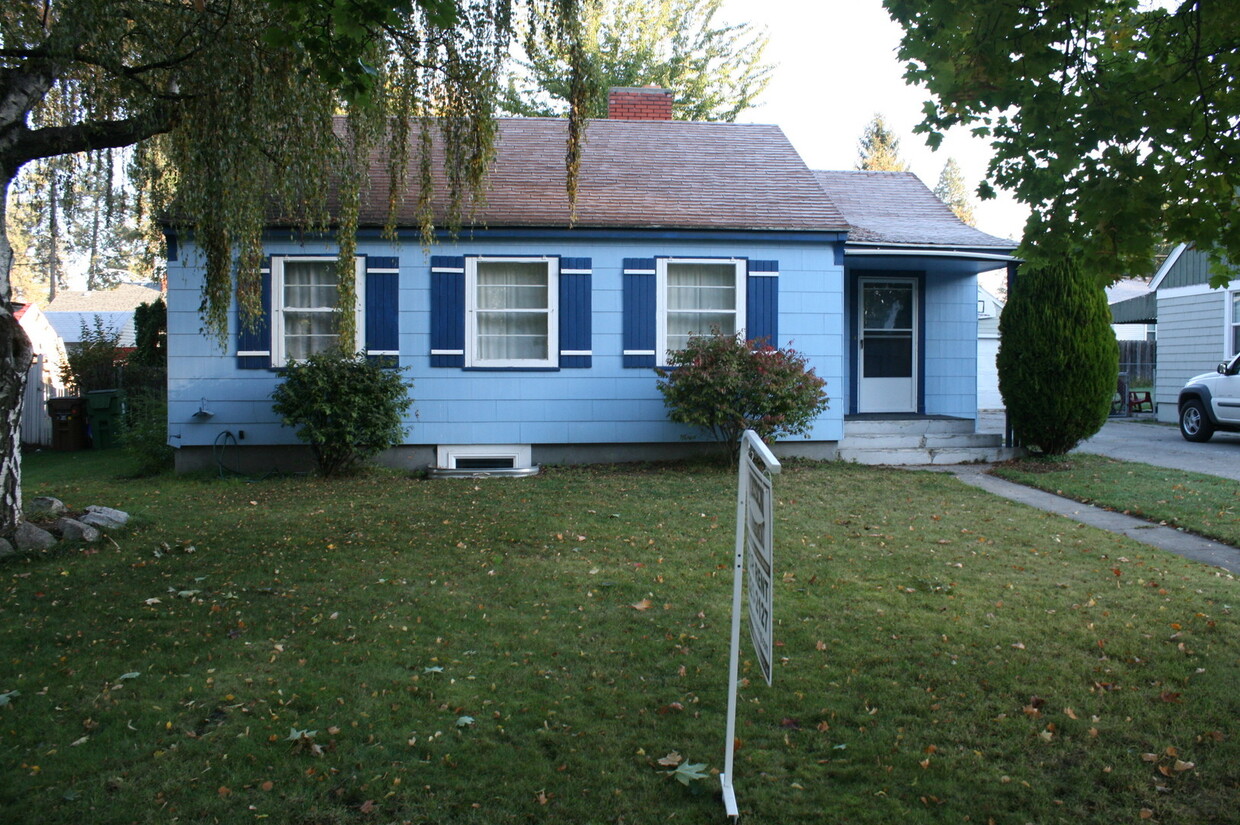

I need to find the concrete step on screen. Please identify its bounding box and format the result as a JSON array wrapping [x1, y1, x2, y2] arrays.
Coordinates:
[[837, 444, 1022, 466], [842, 432, 1005, 450], [843, 417, 976, 437]]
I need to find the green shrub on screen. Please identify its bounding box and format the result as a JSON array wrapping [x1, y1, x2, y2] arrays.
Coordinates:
[[121, 391, 173, 476], [655, 332, 829, 457], [997, 257, 1118, 455], [270, 351, 413, 476], [60, 318, 123, 394]]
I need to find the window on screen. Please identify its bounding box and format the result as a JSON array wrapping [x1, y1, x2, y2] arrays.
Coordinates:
[[1231, 291, 1239, 356], [429, 255, 591, 370], [622, 257, 777, 369], [271, 256, 364, 366], [657, 258, 746, 363], [465, 257, 558, 368]]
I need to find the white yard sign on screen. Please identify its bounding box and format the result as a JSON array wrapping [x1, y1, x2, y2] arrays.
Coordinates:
[[721, 430, 780, 818]]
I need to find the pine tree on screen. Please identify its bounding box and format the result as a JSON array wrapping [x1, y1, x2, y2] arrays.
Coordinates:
[[502, 0, 773, 122], [934, 158, 976, 226], [856, 114, 909, 172], [997, 257, 1118, 455]]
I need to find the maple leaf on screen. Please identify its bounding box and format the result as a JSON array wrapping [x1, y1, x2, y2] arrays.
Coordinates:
[[631, 599, 653, 610], [657, 751, 683, 767], [669, 760, 710, 786]]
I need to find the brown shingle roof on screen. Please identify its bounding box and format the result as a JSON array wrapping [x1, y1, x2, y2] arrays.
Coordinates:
[[358, 118, 848, 233], [44, 283, 163, 312], [813, 170, 1016, 249]]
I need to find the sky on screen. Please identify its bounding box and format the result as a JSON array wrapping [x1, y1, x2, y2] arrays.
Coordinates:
[[719, 0, 1030, 243]]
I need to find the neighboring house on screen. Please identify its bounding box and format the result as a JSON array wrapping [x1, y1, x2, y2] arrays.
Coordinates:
[[977, 285, 1005, 410], [44, 282, 163, 351], [1110, 243, 1239, 423], [165, 87, 1019, 471], [1106, 277, 1156, 342], [14, 302, 71, 447]]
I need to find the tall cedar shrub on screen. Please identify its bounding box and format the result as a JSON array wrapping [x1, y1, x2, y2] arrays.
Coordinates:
[[121, 299, 171, 475], [997, 258, 1118, 455], [270, 352, 413, 476], [655, 332, 829, 458]]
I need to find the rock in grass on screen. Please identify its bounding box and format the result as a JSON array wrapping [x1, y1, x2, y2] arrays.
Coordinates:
[[80, 506, 129, 530], [57, 518, 101, 544], [28, 496, 68, 517], [14, 521, 56, 551]]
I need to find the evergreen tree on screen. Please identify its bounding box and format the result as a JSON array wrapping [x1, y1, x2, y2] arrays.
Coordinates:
[[856, 114, 909, 172], [997, 257, 1118, 455], [934, 158, 976, 226], [502, 0, 773, 122]]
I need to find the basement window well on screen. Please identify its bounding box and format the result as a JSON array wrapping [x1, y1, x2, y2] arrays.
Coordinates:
[[429, 445, 539, 478]]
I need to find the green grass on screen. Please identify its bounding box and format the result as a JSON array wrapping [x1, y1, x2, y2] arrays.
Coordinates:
[[995, 454, 1240, 547], [2, 450, 1238, 824]]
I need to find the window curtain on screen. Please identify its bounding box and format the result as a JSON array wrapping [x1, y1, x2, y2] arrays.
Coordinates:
[[475, 261, 549, 361], [283, 260, 340, 361], [666, 263, 737, 351]]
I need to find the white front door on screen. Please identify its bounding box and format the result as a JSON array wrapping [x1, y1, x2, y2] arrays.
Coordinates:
[[858, 278, 918, 413]]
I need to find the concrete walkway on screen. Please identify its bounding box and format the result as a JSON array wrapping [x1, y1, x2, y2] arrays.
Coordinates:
[[936, 414, 1240, 574], [948, 463, 1240, 575]]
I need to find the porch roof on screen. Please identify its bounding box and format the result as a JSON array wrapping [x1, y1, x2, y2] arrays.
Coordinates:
[[813, 170, 1017, 251]]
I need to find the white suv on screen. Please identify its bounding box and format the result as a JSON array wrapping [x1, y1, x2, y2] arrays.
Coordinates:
[[1178, 353, 1240, 441]]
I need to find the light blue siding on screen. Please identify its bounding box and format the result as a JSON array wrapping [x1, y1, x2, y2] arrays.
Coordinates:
[[166, 234, 847, 448], [922, 273, 979, 417]]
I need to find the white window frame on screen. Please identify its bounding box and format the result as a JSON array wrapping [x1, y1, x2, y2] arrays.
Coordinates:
[[271, 255, 365, 367], [465, 256, 559, 368], [1229, 290, 1240, 358], [656, 257, 746, 366]]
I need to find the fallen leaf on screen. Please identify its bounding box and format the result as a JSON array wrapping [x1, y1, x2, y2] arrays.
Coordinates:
[[218, 786, 231, 797], [1064, 708, 1078, 720], [1141, 753, 1159, 762], [1139, 809, 1154, 820], [359, 799, 375, 814], [657, 751, 683, 767], [816, 640, 827, 651], [1174, 760, 1195, 772], [260, 781, 274, 791], [631, 599, 652, 611]]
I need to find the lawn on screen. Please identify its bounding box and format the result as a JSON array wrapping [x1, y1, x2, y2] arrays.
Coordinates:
[[994, 454, 1240, 547], [2, 450, 1237, 824]]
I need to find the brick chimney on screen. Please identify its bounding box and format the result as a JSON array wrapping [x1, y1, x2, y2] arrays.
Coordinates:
[[607, 86, 674, 120]]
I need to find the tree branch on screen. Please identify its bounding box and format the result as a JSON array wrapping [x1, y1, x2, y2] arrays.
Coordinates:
[[5, 106, 177, 167]]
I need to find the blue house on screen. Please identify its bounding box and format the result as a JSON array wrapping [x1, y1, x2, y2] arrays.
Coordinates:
[[165, 87, 1017, 471]]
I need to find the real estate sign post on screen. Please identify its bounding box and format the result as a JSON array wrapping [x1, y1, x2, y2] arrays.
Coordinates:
[[721, 430, 781, 818]]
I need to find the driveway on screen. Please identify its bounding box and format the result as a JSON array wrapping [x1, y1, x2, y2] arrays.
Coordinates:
[[1074, 417, 1240, 481]]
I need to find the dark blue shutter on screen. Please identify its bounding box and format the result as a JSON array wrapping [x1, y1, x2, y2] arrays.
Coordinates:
[[747, 260, 779, 348], [236, 256, 272, 369], [558, 257, 592, 368], [622, 258, 657, 368], [430, 255, 465, 367], [365, 256, 400, 366]]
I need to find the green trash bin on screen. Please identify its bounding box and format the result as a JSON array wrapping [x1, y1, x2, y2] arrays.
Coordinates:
[[47, 397, 89, 451], [86, 389, 124, 449]]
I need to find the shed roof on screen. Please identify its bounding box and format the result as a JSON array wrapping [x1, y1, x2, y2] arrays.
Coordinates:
[[813, 170, 1016, 249], [356, 118, 849, 233]]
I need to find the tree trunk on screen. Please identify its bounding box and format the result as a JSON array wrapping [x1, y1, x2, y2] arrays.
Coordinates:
[[1, 169, 34, 535]]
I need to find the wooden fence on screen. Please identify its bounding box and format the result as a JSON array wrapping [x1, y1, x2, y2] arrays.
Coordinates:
[[21, 356, 70, 448], [1118, 340, 1156, 388]]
